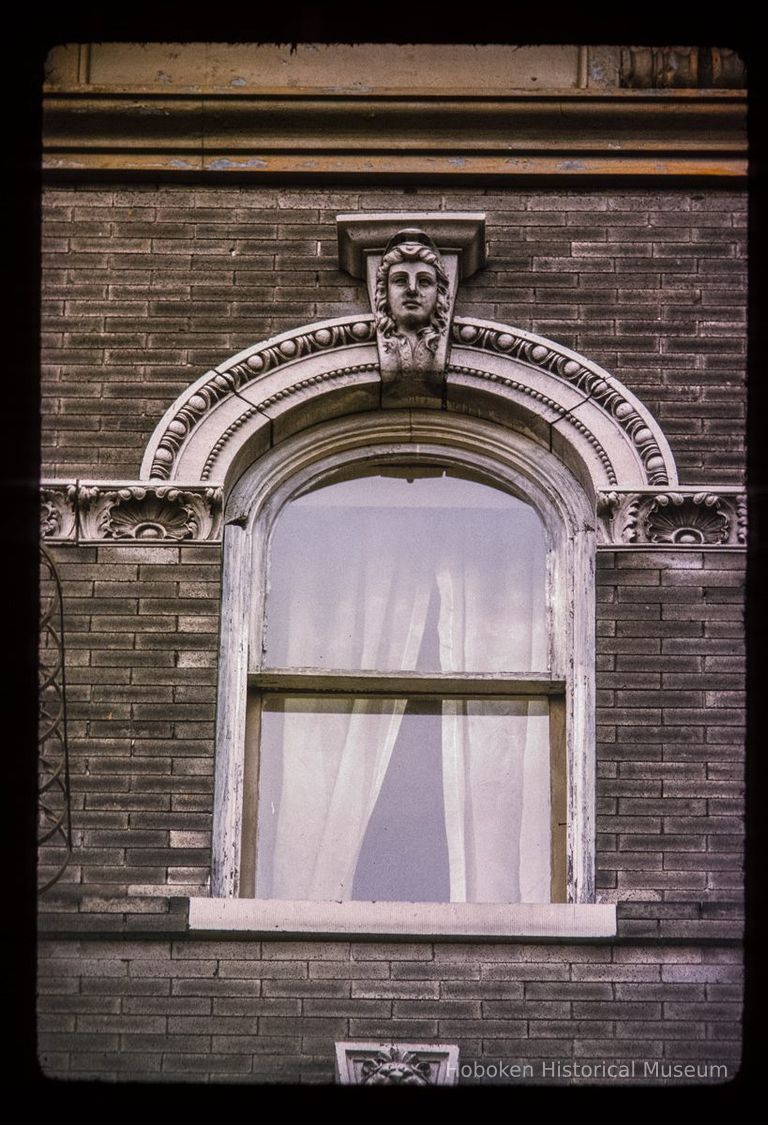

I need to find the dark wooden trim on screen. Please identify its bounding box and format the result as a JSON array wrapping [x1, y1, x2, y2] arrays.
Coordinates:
[[238, 693, 262, 900], [43, 89, 746, 178], [249, 670, 564, 696], [549, 695, 568, 905]]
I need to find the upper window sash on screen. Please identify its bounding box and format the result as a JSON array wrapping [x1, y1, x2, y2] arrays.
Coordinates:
[[258, 468, 552, 676]]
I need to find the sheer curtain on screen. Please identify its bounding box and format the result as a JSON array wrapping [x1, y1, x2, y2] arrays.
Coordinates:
[[256, 481, 551, 904], [258, 507, 433, 900], [436, 510, 550, 903]]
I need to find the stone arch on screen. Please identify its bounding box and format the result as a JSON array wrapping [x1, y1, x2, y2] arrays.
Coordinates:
[[140, 314, 678, 497]]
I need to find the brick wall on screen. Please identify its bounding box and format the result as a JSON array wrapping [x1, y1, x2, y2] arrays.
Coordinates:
[[595, 551, 744, 926], [38, 939, 741, 1083], [42, 186, 746, 483], [41, 544, 220, 902], [38, 183, 746, 1084], [38, 542, 744, 1082]]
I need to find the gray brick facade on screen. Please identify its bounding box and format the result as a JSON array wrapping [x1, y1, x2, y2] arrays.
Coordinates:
[[42, 187, 746, 483], [38, 185, 746, 1084], [38, 939, 741, 1082]]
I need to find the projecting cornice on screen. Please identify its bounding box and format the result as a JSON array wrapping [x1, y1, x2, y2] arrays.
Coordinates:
[[42, 89, 746, 178]]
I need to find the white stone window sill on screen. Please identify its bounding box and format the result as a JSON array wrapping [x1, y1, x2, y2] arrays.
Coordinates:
[[188, 898, 617, 939]]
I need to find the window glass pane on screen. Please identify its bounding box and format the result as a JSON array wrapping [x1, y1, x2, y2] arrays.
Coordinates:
[[262, 470, 548, 672], [255, 695, 551, 904]]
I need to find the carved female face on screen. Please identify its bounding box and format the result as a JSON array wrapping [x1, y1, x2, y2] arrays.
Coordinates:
[[387, 261, 438, 332]]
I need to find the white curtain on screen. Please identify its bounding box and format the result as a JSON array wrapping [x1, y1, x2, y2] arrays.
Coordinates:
[[436, 513, 550, 902], [259, 509, 432, 900], [257, 494, 551, 903]]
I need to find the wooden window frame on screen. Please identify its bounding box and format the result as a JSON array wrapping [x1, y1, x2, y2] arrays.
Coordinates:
[[240, 674, 568, 905], [204, 411, 608, 936]]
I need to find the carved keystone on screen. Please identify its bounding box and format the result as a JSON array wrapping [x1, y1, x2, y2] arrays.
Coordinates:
[[337, 212, 486, 404]]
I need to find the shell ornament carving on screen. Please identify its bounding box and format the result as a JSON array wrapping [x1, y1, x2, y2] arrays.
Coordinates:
[[41, 484, 223, 542], [76, 485, 222, 542], [105, 492, 197, 540], [645, 492, 729, 546], [596, 490, 744, 547]]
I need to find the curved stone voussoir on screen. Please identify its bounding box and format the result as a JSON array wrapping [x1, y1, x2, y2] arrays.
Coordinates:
[[450, 318, 677, 491], [141, 312, 678, 496], [141, 315, 377, 484]]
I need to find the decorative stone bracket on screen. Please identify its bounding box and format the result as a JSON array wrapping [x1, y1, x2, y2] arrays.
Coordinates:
[[41, 484, 77, 541], [40, 482, 223, 543], [335, 1042, 459, 1086], [597, 489, 747, 548], [41, 482, 746, 548]]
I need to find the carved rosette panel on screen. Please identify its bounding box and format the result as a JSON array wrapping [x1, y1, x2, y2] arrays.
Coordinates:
[[41, 484, 77, 541], [78, 485, 223, 542], [452, 322, 671, 486], [597, 491, 747, 547], [149, 318, 375, 479], [335, 1042, 459, 1087]]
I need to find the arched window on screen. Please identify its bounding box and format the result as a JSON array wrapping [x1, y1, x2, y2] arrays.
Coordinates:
[[140, 225, 676, 938], [249, 467, 558, 905], [202, 412, 610, 937], [140, 222, 676, 935]]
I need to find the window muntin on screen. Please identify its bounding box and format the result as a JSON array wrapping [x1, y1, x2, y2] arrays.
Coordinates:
[[243, 466, 564, 907]]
